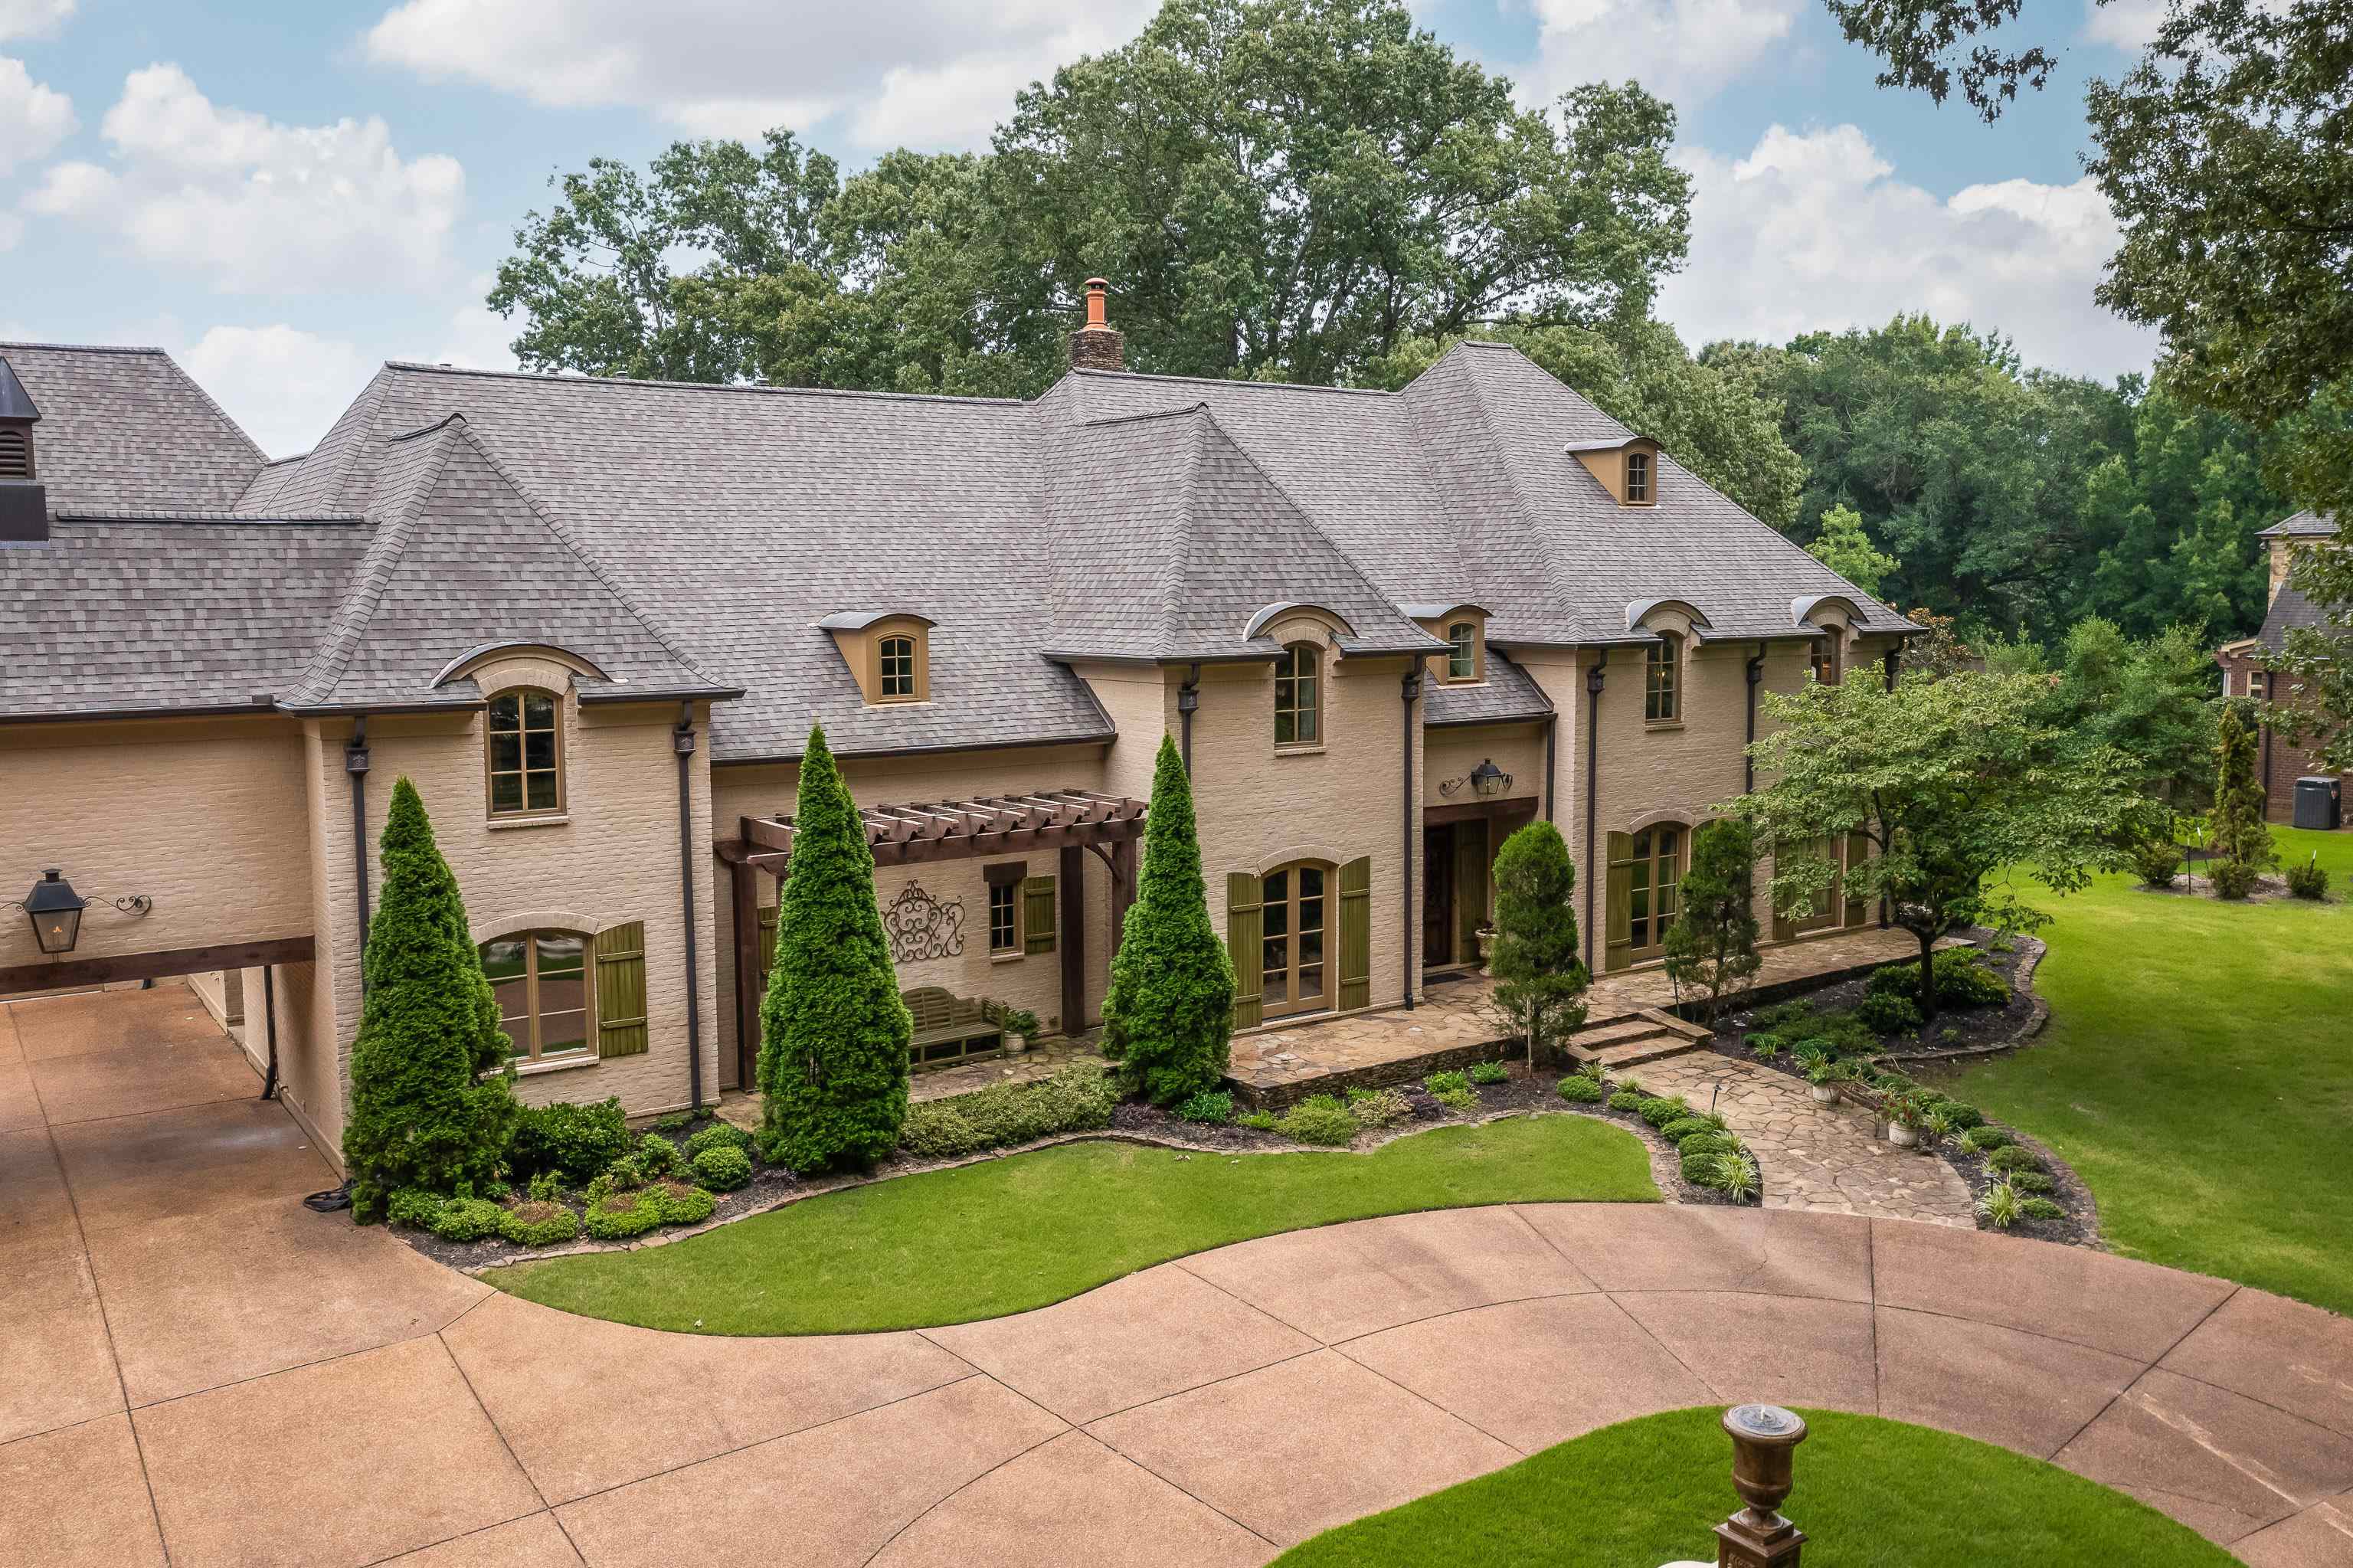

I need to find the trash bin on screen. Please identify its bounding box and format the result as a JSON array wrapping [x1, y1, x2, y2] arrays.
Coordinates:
[[2296, 775, 2342, 831]]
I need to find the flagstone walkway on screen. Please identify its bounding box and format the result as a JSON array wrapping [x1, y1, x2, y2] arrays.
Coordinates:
[[5, 985, 2350, 1567]]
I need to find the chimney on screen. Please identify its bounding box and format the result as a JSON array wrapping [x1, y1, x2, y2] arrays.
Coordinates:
[[0, 353, 46, 546], [1068, 277, 1125, 372]]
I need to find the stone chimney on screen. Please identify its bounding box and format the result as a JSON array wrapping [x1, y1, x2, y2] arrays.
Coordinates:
[[1068, 277, 1125, 372], [2271, 538, 2299, 601]]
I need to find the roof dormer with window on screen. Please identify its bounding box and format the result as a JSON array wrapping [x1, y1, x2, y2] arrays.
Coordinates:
[[1402, 602, 1491, 684], [820, 611, 935, 705], [1564, 435, 1662, 507]]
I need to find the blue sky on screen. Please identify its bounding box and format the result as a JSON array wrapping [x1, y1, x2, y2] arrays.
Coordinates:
[[2, 0, 2165, 456]]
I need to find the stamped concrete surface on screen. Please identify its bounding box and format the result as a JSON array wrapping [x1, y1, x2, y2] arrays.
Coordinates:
[[5, 987, 2351, 1567]]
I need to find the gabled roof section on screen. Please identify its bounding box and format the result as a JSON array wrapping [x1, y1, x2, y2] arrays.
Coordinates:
[[2251, 584, 2332, 657], [0, 355, 41, 421], [1040, 403, 1441, 663], [285, 417, 734, 712], [0, 342, 267, 512], [2259, 509, 2337, 538]]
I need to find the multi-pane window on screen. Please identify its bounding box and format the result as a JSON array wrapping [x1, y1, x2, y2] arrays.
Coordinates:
[[879, 635, 918, 699], [486, 689, 561, 815], [1811, 634, 1842, 686], [1644, 635, 1679, 722], [1446, 621, 1478, 682], [481, 931, 590, 1061], [1624, 826, 1682, 955], [1259, 862, 1328, 1017], [1625, 450, 1651, 502], [988, 881, 1018, 954], [1275, 643, 1321, 745], [2248, 669, 2268, 699]]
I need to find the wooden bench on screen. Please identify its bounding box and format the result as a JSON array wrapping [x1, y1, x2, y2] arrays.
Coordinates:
[[904, 986, 1003, 1072]]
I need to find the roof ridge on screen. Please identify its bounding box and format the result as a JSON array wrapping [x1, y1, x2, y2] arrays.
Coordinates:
[[378, 360, 1030, 409], [0, 340, 173, 355], [444, 421, 732, 692], [1080, 401, 1214, 431], [1432, 345, 1574, 612], [1065, 365, 1397, 399], [53, 511, 366, 525], [146, 346, 271, 469], [293, 421, 462, 703], [1157, 410, 1213, 653]]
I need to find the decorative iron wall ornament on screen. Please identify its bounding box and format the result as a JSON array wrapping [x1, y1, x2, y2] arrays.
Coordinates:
[[882, 880, 965, 963]]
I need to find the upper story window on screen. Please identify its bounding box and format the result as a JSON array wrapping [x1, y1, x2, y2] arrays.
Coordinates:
[[1625, 450, 1651, 503], [1644, 634, 1680, 723], [879, 635, 918, 699], [1811, 633, 1843, 686], [1275, 643, 1322, 746], [487, 689, 562, 816], [1445, 621, 1479, 683], [482, 930, 590, 1061], [2248, 669, 2268, 699]]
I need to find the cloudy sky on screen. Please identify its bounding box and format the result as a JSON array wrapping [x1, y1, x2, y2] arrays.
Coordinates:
[[2, 0, 2164, 456]]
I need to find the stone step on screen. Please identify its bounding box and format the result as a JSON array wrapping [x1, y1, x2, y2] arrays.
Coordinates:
[[1566, 1007, 1711, 1069]]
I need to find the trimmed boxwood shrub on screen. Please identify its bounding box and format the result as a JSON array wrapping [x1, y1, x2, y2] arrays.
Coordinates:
[[584, 1188, 664, 1240], [1677, 1131, 1736, 1160], [1557, 1075, 1606, 1104], [2019, 1196, 2067, 1221], [1607, 1089, 1645, 1112], [648, 1179, 715, 1226], [1856, 990, 1923, 1036], [1278, 1095, 1360, 1146], [512, 1098, 632, 1185], [1869, 948, 2007, 1010], [918, 1060, 1121, 1154], [1989, 1144, 2045, 1174], [1638, 1095, 1691, 1130], [429, 1196, 506, 1242], [1962, 1125, 2012, 1153], [499, 1201, 581, 1248], [1174, 1089, 1235, 1124], [692, 1144, 753, 1191], [683, 1120, 754, 1161], [2010, 1170, 2055, 1194], [637, 1134, 680, 1178], [1932, 1101, 1985, 1130], [1658, 1115, 1720, 1143], [899, 1102, 984, 1160], [385, 1187, 444, 1231]]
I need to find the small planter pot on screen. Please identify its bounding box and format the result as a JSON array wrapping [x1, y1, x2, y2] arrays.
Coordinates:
[[1004, 1033, 1027, 1055], [1887, 1121, 1920, 1149], [1810, 1083, 1840, 1106]]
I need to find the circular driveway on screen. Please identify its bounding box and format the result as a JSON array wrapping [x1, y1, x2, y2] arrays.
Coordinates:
[[4, 988, 2349, 1566]]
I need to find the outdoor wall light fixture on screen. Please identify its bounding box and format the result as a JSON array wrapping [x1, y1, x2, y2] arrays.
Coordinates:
[[11, 869, 152, 955], [1470, 758, 1510, 797]]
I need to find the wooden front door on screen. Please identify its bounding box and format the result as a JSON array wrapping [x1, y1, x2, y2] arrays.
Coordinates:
[[1422, 824, 1455, 967]]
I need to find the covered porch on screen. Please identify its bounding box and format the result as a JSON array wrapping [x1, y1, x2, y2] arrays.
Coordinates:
[[1227, 925, 1939, 1107], [716, 789, 1146, 1091]]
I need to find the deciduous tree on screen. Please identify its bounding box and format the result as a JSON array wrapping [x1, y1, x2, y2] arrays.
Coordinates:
[[1103, 736, 1235, 1104]]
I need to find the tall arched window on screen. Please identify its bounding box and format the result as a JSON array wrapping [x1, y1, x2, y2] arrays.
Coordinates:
[[1624, 450, 1651, 503], [1445, 621, 1478, 682], [1811, 633, 1842, 686], [1259, 860, 1330, 1017], [481, 930, 591, 1060], [1275, 643, 1321, 746], [878, 634, 918, 699], [486, 688, 562, 816], [1644, 634, 1680, 722]]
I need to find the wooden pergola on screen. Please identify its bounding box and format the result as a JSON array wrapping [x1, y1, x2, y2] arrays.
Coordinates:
[[716, 789, 1147, 1088]]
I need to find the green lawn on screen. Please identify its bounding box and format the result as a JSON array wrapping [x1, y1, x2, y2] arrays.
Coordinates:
[[489, 1112, 1656, 1334], [1949, 827, 2353, 1314], [1275, 1407, 2234, 1567]]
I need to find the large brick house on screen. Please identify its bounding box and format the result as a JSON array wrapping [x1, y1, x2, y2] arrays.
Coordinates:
[[1, 290, 1913, 1161], [2214, 510, 2348, 823]]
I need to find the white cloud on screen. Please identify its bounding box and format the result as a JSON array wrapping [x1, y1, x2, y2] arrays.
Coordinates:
[[2084, 0, 2168, 49], [23, 64, 464, 293], [0, 55, 73, 175], [179, 324, 374, 460], [434, 280, 521, 372], [0, 211, 18, 250], [365, 0, 1156, 150], [1660, 123, 2158, 378], [0, 0, 73, 42], [1520, 0, 1803, 109]]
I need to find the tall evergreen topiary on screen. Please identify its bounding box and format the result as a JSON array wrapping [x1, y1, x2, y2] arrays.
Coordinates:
[[756, 723, 910, 1170], [1103, 735, 1234, 1104], [1486, 820, 1591, 1065], [1662, 817, 1764, 1023], [342, 777, 521, 1221], [2209, 702, 2275, 896]]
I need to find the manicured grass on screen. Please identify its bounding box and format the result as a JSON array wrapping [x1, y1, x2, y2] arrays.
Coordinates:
[[489, 1112, 1656, 1334], [1950, 827, 2353, 1314], [1275, 1407, 2234, 1567]]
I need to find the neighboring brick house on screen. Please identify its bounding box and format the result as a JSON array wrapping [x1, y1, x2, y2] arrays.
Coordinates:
[[2214, 510, 2350, 824], [1, 290, 1913, 1163]]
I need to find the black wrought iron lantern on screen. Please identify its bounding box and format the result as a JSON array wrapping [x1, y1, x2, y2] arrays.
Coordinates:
[[23, 869, 86, 955], [1470, 758, 1511, 798]]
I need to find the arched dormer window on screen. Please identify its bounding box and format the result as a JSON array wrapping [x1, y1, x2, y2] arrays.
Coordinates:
[[487, 688, 563, 816], [1644, 634, 1680, 723], [1625, 450, 1651, 504], [878, 634, 918, 699], [1811, 633, 1843, 686], [1275, 642, 1321, 747], [1445, 621, 1480, 683]]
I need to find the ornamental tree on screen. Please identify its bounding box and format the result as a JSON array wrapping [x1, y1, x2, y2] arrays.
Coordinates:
[[1661, 817, 1763, 1025], [2208, 703, 2276, 895], [342, 777, 521, 1221], [1485, 820, 1590, 1065], [1734, 670, 2136, 1021], [1102, 735, 1234, 1104], [756, 723, 911, 1170]]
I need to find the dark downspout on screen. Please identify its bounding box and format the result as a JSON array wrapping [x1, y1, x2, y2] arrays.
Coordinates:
[[1880, 647, 1899, 929], [1401, 662, 1422, 1010], [1177, 663, 1199, 774], [259, 964, 280, 1101], [345, 718, 371, 991], [674, 703, 705, 1111], [1583, 655, 1605, 974], [1543, 712, 1558, 822], [1744, 642, 1766, 796]]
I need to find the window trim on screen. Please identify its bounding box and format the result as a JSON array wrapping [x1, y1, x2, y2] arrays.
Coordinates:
[[987, 880, 1019, 956], [1811, 630, 1844, 686], [482, 928, 594, 1063], [485, 686, 565, 819], [1444, 620, 1483, 684], [1625, 450, 1652, 505], [1275, 641, 1324, 749], [1644, 634, 1680, 724], [1612, 823, 1685, 964], [870, 627, 929, 704], [1258, 858, 1335, 1020]]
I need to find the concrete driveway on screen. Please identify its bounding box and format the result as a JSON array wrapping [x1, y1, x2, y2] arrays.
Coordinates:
[[3, 987, 2349, 1567]]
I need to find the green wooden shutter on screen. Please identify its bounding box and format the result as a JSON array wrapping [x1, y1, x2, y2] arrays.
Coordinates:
[[754, 905, 778, 999], [1843, 833, 1870, 927], [1604, 831, 1634, 973], [1337, 856, 1372, 1011], [1227, 871, 1264, 1030], [1454, 824, 1489, 957], [594, 921, 649, 1058], [1023, 876, 1057, 954]]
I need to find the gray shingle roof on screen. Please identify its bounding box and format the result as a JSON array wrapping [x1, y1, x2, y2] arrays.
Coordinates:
[[1425, 651, 1555, 726], [0, 343, 267, 512], [2258, 509, 2338, 538], [2255, 584, 2332, 655]]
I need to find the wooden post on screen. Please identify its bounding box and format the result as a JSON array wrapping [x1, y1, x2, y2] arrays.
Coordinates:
[[1059, 844, 1087, 1035]]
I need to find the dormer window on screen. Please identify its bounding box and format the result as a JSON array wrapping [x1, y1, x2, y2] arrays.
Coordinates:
[[1625, 451, 1650, 503], [879, 635, 918, 699], [820, 611, 935, 705], [1445, 621, 1480, 683], [1566, 435, 1661, 506]]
